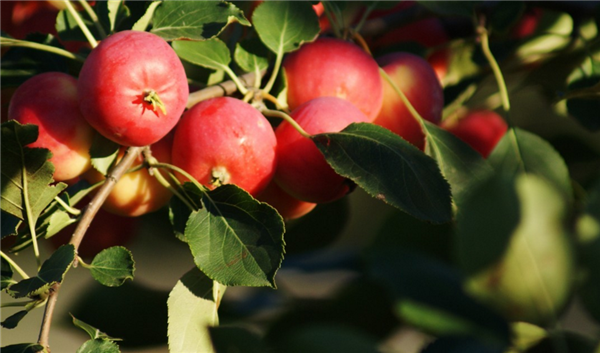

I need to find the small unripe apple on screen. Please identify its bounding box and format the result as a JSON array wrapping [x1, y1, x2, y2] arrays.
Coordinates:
[[372, 52, 444, 150], [172, 97, 277, 197], [257, 181, 317, 221], [275, 97, 370, 204], [83, 133, 174, 217], [8, 72, 94, 181], [441, 110, 508, 158], [283, 37, 383, 121]]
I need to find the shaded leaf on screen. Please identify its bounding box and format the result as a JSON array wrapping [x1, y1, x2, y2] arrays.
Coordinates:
[[88, 246, 135, 287], [168, 267, 226, 353], [76, 339, 120, 353], [1, 255, 15, 290], [252, 1, 320, 54], [422, 337, 504, 353], [424, 121, 493, 207], [490, 2, 525, 34], [312, 123, 452, 224], [488, 128, 572, 200], [151, 1, 250, 41], [1, 310, 28, 329], [0, 344, 47, 353], [185, 184, 285, 287], [169, 182, 203, 242], [94, 0, 130, 34], [71, 314, 122, 341], [172, 38, 231, 72], [418, 1, 479, 18], [1, 211, 20, 239], [234, 38, 270, 73], [55, 8, 106, 42], [273, 324, 380, 353], [1, 121, 68, 221], [8, 244, 75, 298], [566, 75, 600, 132], [89, 131, 120, 175]]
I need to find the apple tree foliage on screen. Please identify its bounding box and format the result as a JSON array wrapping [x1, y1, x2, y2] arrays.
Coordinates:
[[1, 1, 600, 352]]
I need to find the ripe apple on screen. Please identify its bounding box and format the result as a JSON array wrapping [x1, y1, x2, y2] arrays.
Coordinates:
[[82, 132, 174, 217], [48, 202, 138, 259], [8, 72, 94, 181], [257, 181, 317, 221], [283, 37, 383, 121], [171, 97, 277, 197], [77, 30, 188, 147], [441, 110, 508, 158], [372, 52, 444, 150], [275, 96, 370, 204]]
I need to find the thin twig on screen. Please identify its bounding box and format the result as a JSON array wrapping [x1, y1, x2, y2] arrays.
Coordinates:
[[186, 70, 265, 109]]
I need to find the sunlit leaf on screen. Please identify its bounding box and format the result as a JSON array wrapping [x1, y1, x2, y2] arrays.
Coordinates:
[[71, 314, 122, 341], [312, 123, 453, 224], [151, 1, 249, 41], [88, 246, 135, 287], [253, 1, 319, 54], [172, 38, 231, 72], [168, 267, 226, 353], [89, 131, 120, 175], [234, 38, 270, 74], [185, 184, 285, 287], [76, 339, 120, 353], [8, 244, 75, 298]]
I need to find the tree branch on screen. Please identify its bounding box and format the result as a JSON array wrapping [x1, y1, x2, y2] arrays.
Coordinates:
[[186, 70, 265, 109]]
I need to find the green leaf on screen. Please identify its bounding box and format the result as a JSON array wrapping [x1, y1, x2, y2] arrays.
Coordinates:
[[252, 1, 320, 54], [169, 182, 203, 242], [312, 123, 453, 224], [1, 255, 15, 290], [43, 210, 75, 238], [8, 244, 75, 298], [71, 314, 122, 341], [88, 246, 135, 287], [455, 173, 521, 275], [151, 1, 250, 41], [424, 121, 493, 207], [488, 128, 572, 200], [55, 8, 105, 42], [566, 75, 600, 132], [76, 340, 120, 353], [89, 132, 120, 175], [95, 0, 130, 33], [185, 184, 285, 287], [234, 38, 270, 73], [1, 121, 68, 221], [132, 1, 161, 31], [167, 267, 226, 353], [172, 38, 231, 72], [577, 179, 600, 323], [2, 211, 20, 239], [465, 175, 575, 325], [417, 1, 480, 18], [1, 343, 47, 353], [1, 310, 28, 329]]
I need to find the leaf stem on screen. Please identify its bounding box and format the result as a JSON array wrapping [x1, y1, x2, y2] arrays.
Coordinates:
[[261, 108, 310, 139], [477, 25, 510, 112], [77, 0, 107, 39], [352, 1, 379, 35], [1, 251, 29, 279], [54, 196, 81, 216], [263, 49, 284, 94], [259, 91, 289, 112], [1, 300, 35, 308], [0, 37, 86, 62], [222, 66, 249, 96], [63, 0, 98, 48], [19, 144, 42, 271], [379, 67, 426, 131], [148, 162, 209, 194]]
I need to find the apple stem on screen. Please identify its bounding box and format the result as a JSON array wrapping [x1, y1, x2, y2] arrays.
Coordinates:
[[77, 0, 107, 39], [63, 0, 98, 48], [261, 108, 311, 139], [144, 90, 168, 115], [379, 67, 426, 130]]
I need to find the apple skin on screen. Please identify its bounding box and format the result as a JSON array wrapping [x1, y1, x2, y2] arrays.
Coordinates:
[[77, 30, 188, 147], [372, 52, 444, 150], [48, 202, 138, 259], [257, 181, 317, 221], [172, 97, 277, 197], [275, 97, 370, 204], [83, 132, 174, 217], [441, 110, 508, 158], [8, 72, 94, 181], [283, 37, 383, 121]]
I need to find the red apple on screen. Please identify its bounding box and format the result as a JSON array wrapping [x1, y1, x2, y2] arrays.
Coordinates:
[[275, 97, 370, 204], [441, 110, 508, 158], [257, 181, 317, 221], [82, 132, 174, 217], [372, 52, 444, 150], [77, 30, 188, 147], [8, 72, 94, 181], [172, 97, 277, 197], [283, 37, 383, 121]]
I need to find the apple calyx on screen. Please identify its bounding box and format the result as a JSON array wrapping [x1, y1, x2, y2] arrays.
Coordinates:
[[143, 89, 167, 115], [210, 166, 231, 187]]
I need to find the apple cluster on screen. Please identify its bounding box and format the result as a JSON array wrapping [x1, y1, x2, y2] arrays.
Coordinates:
[[7, 23, 508, 228]]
